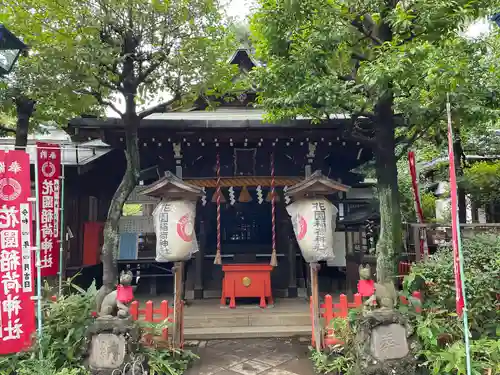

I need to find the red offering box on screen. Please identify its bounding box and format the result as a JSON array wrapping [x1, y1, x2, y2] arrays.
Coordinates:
[[221, 264, 274, 308]]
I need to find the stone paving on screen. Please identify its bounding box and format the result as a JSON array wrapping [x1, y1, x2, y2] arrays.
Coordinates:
[[184, 338, 315, 375]]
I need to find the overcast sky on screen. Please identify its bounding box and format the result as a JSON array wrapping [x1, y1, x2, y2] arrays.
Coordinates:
[[225, 0, 256, 22]]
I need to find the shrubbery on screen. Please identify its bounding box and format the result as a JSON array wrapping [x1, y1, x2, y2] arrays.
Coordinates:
[[404, 233, 500, 336], [0, 281, 96, 375], [0, 280, 196, 375], [404, 233, 500, 374], [311, 233, 500, 375]]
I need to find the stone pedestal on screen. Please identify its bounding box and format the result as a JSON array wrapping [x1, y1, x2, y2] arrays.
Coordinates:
[[85, 317, 144, 375], [354, 309, 418, 375]]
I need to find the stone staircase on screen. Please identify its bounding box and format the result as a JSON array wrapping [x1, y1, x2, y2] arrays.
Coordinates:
[[183, 300, 311, 340]]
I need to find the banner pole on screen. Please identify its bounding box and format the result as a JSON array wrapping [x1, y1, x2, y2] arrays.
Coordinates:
[[33, 145, 43, 354], [446, 93, 471, 375], [58, 163, 65, 296]]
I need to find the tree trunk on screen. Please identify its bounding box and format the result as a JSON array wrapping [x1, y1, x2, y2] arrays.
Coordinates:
[[453, 134, 467, 223], [14, 96, 35, 150], [96, 117, 140, 308], [373, 97, 402, 283]]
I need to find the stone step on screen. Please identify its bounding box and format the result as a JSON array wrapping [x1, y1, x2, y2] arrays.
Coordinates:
[[183, 313, 310, 328], [183, 325, 311, 340]]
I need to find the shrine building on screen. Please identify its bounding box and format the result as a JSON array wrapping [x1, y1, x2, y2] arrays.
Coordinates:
[[65, 49, 377, 300]]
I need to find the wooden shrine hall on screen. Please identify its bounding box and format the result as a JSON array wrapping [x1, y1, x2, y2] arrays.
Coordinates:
[[66, 49, 377, 300]]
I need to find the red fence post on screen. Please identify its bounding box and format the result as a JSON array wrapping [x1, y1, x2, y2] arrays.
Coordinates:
[[412, 291, 422, 313], [338, 294, 348, 318], [325, 294, 335, 345], [159, 300, 169, 340], [145, 301, 154, 322], [130, 301, 139, 320], [353, 293, 362, 308], [142, 301, 154, 345]]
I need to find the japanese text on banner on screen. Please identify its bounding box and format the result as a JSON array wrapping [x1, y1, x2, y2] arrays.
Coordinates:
[[36, 143, 61, 277], [0, 151, 35, 354]]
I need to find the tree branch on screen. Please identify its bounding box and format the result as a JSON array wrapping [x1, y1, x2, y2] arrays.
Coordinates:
[[396, 130, 425, 160], [94, 74, 122, 92], [351, 17, 382, 45], [395, 107, 446, 160], [0, 125, 16, 135], [82, 89, 123, 117], [137, 94, 181, 120], [338, 104, 374, 119], [137, 51, 169, 84], [351, 52, 369, 61], [340, 113, 376, 145]]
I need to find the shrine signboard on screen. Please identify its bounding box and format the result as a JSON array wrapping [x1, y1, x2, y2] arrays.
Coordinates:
[[0, 150, 35, 354], [36, 142, 61, 277]]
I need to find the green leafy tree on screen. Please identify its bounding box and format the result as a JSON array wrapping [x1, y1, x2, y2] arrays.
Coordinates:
[[462, 160, 500, 206], [0, 13, 98, 148], [5, 0, 236, 299], [250, 0, 497, 282]]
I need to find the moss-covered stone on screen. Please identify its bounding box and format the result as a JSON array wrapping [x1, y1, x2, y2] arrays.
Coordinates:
[[353, 309, 419, 375]]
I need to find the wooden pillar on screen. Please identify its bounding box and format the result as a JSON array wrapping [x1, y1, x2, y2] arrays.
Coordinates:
[[193, 218, 205, 299], [172, 261, 184, 348], [287, 219, 298, 298], [303, 142, 316, 298], [172, 143, 186, 345], [310, 262, 322, 351]]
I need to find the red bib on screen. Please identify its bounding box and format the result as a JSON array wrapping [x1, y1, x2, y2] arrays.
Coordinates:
[[357, 279, 375, 297], [116, 285, 134, 304]]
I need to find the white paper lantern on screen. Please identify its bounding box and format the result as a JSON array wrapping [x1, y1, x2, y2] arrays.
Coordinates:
[[153, 200, 199, 262], [286, 198, 338, 263]]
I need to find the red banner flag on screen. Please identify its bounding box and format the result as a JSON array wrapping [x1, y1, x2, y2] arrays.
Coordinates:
[[408, 151, 429, 259], [36, 143, 61, 277], [447, 109, 465, 317], [0, 150, 35, 354]]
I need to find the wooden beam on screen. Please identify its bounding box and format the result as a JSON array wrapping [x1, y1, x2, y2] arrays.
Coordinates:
[[184, 176, 303, 188]]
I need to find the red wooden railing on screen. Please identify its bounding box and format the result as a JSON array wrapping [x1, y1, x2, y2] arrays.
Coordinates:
[[130, 300, 172, 340], [311, 291, 422, 347], [50, 297, 183, 347]]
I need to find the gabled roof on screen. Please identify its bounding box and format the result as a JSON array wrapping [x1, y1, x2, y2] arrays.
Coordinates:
[[286, 170, 350, 197], [228, 48, 262, 68], [140, 171, 204, 199]]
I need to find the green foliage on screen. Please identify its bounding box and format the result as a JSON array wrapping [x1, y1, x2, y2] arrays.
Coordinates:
[[402, 233, 499, 374], [1, 0, 238, 126], [462, 160, 500, 206], [250, 0, 498, 131], [404, 233, 500, 335], [313, 234, 499, 374], [310, 317, 357, 375], [414, 311, 500, 375], [141, 347, 198, 375], [0, 279, 97, 374], [0, 7, 101, 132], [0, 279, 197, 375], [249, 0, 498, 283], [122, 203, 143, 217]]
